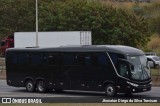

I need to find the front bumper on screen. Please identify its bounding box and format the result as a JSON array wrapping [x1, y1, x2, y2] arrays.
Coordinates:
[[117, 83, 152, 93]]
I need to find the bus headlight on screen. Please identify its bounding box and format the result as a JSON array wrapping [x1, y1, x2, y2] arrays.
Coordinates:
[[149, 81, 152, 85], [127, 81, 139, 87]]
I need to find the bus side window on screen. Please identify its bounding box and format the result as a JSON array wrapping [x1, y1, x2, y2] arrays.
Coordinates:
[[75, 53, 91, 66], [109, 53, 125, 65], [12, 54, 17, 64], [119, 64, 128, 77], [118, 61, 129, 78], [75, 54, 85, 65], [75, 53, 98, 66], [98, 53, 108, 66], [47, 53, 60, 65], [63, 53, 75, 65], [109, 53, 118, 65], [31, 53, 43, 65], [7, 53, 17, 64], [85, 56, 92, 65], [18, 53, 29, 64]]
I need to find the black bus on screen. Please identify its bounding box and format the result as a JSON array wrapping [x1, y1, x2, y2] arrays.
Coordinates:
[[5, 45, 152, 97]]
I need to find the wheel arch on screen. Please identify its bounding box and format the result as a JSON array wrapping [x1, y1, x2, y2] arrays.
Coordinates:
[[24, 77, 35, 85], [103, 81, 117, 97], [35, 77, 45, 84], [103, 80, 115, 89]]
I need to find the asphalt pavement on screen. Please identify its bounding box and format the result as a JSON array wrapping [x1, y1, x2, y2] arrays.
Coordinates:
[[0, 80, 160, 103]]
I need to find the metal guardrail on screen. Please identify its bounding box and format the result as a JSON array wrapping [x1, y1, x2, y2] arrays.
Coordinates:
[[0, 58, 5, 72], [0, 58, 6, 79]]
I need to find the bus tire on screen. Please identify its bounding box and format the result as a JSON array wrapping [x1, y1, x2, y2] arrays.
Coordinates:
[[36, 80, 46, 93], [105, 84, 117, 97], [25, 80, 35, 92]]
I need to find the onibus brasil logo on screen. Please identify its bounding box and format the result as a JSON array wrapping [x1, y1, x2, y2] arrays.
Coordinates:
[[2, 98, 42, 103]]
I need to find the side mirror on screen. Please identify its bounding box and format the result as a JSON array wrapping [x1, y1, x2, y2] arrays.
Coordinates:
[[147, 60, 154, 68]]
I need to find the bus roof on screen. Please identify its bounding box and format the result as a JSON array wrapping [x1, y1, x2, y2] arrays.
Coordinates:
[[6, 45, 144, 56]]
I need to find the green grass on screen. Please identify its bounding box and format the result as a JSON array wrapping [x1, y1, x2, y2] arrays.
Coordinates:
[[151, 68, 160, 76]]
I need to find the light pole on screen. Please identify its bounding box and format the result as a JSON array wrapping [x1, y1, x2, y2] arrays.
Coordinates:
[[36, 0, 39, 47]]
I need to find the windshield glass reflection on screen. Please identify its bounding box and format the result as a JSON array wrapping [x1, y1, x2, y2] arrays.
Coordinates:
[[128, 55, 151, 80]]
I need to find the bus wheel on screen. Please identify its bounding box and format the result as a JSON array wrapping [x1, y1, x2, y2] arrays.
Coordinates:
[[25, 80, 35, 92], [36, 80, 46, 93], [105, 84, 117, 97]]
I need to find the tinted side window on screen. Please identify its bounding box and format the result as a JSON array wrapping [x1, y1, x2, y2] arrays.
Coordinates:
[[18, 53, 30, 64], [75, 52, 113, 66], [46, 53, 60, 65], [75, 53, 98, 66], [109, 52, 128, 75], [109, 53, 118, 64], [118, 61, 129, 78], [84, 55, 92, 65], [75, 53, 85, 65], [63, 53, 75, 65], [76, 53, 90, 65], [7, 53, 17, 64], [98, 53, 109, 66], [31, 53, 43, 65], [109, 52, 125, 65]]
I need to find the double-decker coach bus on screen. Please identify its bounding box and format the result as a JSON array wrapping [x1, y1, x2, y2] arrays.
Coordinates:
[[5, 45, 152, 97]]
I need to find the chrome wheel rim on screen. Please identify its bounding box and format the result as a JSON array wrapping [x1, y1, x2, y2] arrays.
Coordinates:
[[107, 86, 114, 95], [38, 82, 44, 91], [27, 82, 33, 91]]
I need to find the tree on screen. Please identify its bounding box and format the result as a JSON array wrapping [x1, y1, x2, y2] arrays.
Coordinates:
[[0, 0, 151, 47], [132, 1, 160, 35], [38, 0, 151, 47], [147, 34, 160, 51], [0, 0, 35, 39]]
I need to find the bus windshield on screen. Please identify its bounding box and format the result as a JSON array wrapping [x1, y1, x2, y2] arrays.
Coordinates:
[[128, 55, 151, 80]]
